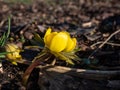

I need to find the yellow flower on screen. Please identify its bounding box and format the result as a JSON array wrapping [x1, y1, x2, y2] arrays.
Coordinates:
[[5, 43, 22, 65], [44, 28, 77, 52]]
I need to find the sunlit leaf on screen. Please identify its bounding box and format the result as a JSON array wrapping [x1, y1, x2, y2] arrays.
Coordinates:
[[0, 17, 11, 46]]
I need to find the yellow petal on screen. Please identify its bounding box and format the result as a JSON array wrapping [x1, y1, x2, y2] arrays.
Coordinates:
[[6, 54, 15, 60], [5, 43, 21, 60], [12, 61, 17, 65], [44, 32, 57, 47], [50, 32, 68, 52], [13, 51, 21, 58], [64, 38, 77, 52], [5, 44, 15, 52], [44, 27, 52, 38], [9, 43, 19, 49], [62, 31, 70, 36]]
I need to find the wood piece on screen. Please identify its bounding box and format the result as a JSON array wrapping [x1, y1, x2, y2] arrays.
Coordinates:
[[38, 65, 120, 80], [17, 60, 120, 80]]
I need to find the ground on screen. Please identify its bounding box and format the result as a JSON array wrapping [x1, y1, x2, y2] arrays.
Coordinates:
[[0, 0, 120, 90]]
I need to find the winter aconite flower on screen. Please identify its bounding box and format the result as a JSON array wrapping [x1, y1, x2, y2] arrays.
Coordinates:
[[44, 28, 77, 52], [22, 28, 80, 86], [5, 43, 22, 65]]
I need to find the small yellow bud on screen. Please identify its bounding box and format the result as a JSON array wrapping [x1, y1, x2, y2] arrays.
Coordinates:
[[5, 43, 22, 64]]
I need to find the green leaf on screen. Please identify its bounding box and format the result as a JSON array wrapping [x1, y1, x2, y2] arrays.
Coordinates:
[[0, 55, 5, 58], [20, 35, 25, 43], [30, 33, 45, 48], [33, 33, 43, 43], [30, 39, 44, 49], [0, 33, 6, 46], [6, 17, 11, 39], [0, 51, 12, 55], [51, 51, 74, 65], [0, 17, 11, 46], [0, 51, 15, 59], [62, 52, 80, 60]]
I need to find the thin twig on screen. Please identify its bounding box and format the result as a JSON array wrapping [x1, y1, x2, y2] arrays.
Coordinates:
[[99, 29, 120, 48], [91, 41, 120, 49], [88, 29, 120, 58]]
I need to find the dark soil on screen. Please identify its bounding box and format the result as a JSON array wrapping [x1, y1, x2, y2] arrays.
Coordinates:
[[0, 0, 120, 90]]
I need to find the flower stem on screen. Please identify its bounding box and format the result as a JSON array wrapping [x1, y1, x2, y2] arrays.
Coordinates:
[[22, 53, 49, 86]]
